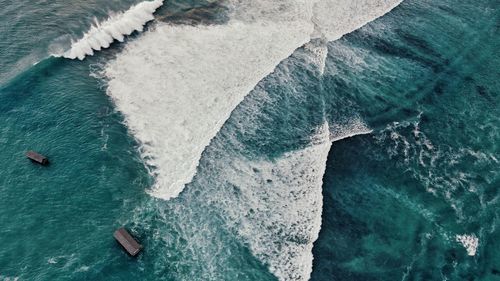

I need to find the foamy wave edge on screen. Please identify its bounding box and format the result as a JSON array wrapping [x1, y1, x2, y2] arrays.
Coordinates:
[[239, 121, 376, 281], [60, 0, 163, 60], [101, 1, 402, 279], [103, 0, 403, 202]]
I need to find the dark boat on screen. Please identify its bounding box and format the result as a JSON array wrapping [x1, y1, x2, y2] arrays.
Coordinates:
[[114, 227, 143, 256], [26, 151, 49, 165]]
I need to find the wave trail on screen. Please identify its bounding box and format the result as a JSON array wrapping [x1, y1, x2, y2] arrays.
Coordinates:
[[62, 0, 163, 60]]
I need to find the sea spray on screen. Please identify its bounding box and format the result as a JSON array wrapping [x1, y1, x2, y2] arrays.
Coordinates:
[[63, 0, 163, 60]]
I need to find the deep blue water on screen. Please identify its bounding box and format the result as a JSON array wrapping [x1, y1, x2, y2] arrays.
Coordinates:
[[0, 0, 498, 280]]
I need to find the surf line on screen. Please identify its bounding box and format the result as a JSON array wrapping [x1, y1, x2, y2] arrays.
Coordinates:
[[60, 0, 163, 60]]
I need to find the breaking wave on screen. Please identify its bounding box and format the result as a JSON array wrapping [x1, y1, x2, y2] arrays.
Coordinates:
[[192, 120, 377, 281], [62, 0, 163, 60], [103, 0, 402, 200], [216, 123, 332, 281]]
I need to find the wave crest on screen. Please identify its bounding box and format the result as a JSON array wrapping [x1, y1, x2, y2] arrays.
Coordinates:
[[62, 0, 163, 60]]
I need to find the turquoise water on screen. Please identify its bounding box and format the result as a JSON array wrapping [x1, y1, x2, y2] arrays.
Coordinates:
[[0, 0, 498, 281], [312, 1, 499, 280]]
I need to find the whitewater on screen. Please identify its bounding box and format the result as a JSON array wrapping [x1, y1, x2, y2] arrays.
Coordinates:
[[207, 120, 379, 281], [101, 2, 400, 279], [75, 0, 403, 280], [97, 0, 402, 201], [63, 0, 163, 60]]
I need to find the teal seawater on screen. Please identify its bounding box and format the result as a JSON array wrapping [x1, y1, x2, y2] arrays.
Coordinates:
[[0, 0, 498, 281], [312, 0, 499, 280]]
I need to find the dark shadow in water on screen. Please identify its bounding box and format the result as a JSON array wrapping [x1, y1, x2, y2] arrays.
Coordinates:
[[156, 0, 229, 25]]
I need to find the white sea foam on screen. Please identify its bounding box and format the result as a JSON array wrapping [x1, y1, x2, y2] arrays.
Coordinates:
[[304, 40, 329, 74], [313, 0, 402, 42], [212, 123, 331, 281], [104, 1, 315, 200], [104, 0, 402, 200], [210, 121, 388, 280], [62, 0, 163, 60], [75, 265, 90, 272], [456, 234, 479, 256], [330, 117, 373, 142], [0, 276, 19, 281]]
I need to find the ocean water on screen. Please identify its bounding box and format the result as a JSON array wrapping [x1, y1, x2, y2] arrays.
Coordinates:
[[0, 1, 498, 281]]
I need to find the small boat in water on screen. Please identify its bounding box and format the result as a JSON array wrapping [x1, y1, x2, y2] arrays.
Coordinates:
[[114, 227, 143, 257], [26, 151, 49, 165]]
